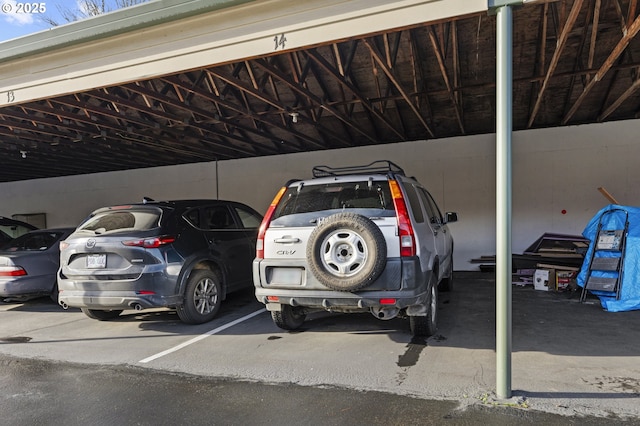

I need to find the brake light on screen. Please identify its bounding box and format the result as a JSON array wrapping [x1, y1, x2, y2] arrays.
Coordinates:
[[256, 186, 287, 259], [0, 266, 27, 277], [122, 236, 176, 248], [379, 298, 396, 305], [389, 180, 416, 257], [266, 296, 279, 302]]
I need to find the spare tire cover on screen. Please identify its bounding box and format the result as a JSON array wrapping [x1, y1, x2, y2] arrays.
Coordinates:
[[306, 212, 387, 291]]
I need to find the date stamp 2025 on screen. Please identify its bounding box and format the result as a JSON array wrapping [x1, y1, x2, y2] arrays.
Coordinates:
[[1, 2, 47, 14]]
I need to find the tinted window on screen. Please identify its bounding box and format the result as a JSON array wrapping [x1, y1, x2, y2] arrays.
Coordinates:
[[234, 206, 262, 228], [183, 208, 201, 228], [203, 206, 236, 229], [0, 223, 35, 240], [417, 189, 434, 223], [403, 184, 424, 224], [418, 188, 442, 225], [274, 180, 393, 219], [78, 210, 161, 234], [0, 231, 63, 251]]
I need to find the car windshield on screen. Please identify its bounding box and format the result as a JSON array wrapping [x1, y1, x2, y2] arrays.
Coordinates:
[[77, 209, 161, 235], [273, 180, 394, 220], [0, 231, 64, 251]]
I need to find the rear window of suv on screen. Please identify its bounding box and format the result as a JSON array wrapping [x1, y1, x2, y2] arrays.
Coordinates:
[[272, 180, 395, 223], [77, 208, 161, 234]]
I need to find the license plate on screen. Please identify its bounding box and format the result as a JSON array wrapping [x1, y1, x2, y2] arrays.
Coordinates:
[[86, 254, 106, 269], [269, 267, 302, 285]]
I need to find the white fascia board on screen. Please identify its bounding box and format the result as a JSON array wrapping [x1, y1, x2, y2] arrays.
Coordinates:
[[0, 0, 487, 107]]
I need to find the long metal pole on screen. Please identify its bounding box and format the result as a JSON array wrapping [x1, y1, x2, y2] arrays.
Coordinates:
[[495, 4, 513, 400]]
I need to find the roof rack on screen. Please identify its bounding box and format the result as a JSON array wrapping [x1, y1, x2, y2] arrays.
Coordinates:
[[312, 160, 405, 178]]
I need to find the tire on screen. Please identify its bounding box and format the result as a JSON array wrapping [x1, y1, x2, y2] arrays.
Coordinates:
[[49, 282, 59, 303], [439, 261, 454, 292], [177, 269, 222, 324], [271, 305, 306, 330], [307, 212, 386, 292], [81, 308, 123, 321], [410, 283, 438, 337]]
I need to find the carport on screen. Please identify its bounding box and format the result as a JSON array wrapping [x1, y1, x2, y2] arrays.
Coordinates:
[[1, 0, 640, 400]]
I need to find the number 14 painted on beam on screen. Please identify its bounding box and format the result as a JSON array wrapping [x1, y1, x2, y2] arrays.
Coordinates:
[[274, 34, 287, 51]]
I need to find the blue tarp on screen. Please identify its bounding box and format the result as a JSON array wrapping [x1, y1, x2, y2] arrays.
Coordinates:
[[577, 204, 640, 312]]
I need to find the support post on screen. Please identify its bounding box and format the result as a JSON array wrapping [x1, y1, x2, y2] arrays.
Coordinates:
[[491, 0, 520, 400]]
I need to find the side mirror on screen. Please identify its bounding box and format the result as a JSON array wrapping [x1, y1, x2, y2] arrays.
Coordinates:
[[445, 212, 458, 223]]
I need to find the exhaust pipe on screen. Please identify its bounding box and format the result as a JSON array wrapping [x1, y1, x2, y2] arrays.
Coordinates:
[[59, 301, 68, 310], [131, 303, 143, 311], [370, 306, 399, 320]]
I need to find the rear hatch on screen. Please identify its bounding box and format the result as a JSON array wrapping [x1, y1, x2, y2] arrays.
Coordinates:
[[60, 206, 171, 281], [262, 176, 400, 260]]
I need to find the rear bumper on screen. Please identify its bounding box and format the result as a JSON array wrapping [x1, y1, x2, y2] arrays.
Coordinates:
[[58, 270, 181, 309], [255, 288, 429, 313], [0, 277, 52, 299], [254, 257, 432, 311], [58, 290, 181, 310]]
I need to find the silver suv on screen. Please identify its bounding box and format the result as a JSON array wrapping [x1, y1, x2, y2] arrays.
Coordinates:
[[253, 161, 457, 336]]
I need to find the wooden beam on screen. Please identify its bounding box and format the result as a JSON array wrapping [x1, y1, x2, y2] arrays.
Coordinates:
[[562, 13, 640, 124], [598, 76, 640, 120], [253, 57, 377, 145], [305, 49, 406, 140], [427, 26, 465, 134], [362, 37, 435, 138], [527, 0, 584, 128], [597, 187, 620, 204]]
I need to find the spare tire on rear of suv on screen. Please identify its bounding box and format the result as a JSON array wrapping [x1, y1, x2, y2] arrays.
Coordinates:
[[307, 212, 386, 292]]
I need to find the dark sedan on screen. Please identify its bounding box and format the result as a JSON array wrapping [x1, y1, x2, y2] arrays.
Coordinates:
[[0, 228, 75, 302], [0, 216, 38, 245]]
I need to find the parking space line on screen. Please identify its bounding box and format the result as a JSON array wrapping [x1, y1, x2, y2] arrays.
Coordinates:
[[139, 308, 266, 363]]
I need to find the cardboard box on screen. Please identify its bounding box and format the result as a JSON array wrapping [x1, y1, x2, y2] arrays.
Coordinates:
[[533, 269, 550, 291], [556, 271, 577, 291]]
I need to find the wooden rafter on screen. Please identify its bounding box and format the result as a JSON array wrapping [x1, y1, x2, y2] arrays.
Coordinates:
[[253, 57, 376, 144], [563, 13, 640, 124], [528, 0, 584, 128], [362, 37, 435, 138], [306, 49, 405, 140], [599, 74, 640, 120], [427, 26, 465, 134]]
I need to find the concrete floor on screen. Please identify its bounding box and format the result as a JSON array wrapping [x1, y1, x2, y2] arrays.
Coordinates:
[[439, 272, 640, 420], [0, 272, 639, 422]]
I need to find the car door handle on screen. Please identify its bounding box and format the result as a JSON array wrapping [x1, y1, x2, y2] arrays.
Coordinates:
[[274, 237, 301, 244]]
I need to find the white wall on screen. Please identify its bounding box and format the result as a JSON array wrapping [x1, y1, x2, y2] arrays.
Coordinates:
[[2, 119, 638, 270]]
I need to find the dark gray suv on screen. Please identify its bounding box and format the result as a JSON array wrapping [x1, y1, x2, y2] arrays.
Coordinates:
[[253, 161, 457, 336], [59, 199, 262, 324]]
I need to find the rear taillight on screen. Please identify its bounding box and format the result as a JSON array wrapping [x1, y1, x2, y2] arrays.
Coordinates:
[[389, 180, 416, 257], [256, 186, 288, 259], [0, 266, 27, 277], [122, 236, 176, 249], [59, 241, 70, 250]]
